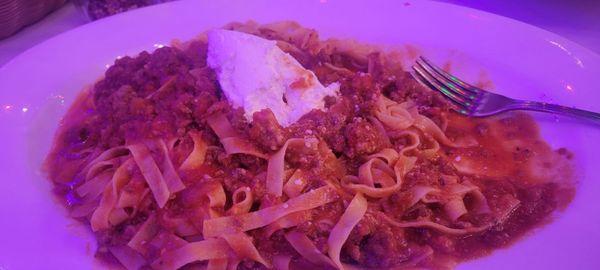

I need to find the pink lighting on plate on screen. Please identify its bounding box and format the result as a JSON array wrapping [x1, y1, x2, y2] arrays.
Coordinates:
[[565, 84, 574, 92], [51, 94, 66, 105], [547, 40, 585, 68]]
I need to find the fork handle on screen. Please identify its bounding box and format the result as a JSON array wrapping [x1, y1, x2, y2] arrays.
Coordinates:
[[512, 100, 600, 121]]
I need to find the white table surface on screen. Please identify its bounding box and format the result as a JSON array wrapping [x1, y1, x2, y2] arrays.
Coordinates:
[[0, 0, 598, 68]]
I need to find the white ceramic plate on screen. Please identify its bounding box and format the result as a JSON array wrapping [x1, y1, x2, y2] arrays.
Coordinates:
[[1, 0, 599, 269]]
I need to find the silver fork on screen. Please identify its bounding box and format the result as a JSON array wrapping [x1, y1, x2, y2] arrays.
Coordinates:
[[411, 56, 600, 121]]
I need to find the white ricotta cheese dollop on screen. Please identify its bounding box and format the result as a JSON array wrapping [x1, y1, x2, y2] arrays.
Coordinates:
[[207, 29, 340, 127]]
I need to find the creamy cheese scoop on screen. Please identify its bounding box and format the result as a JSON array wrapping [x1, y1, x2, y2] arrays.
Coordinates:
[[207, 29, 340, 127]]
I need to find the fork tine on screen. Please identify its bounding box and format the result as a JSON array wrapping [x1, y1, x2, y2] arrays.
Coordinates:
[[411, 65, 470, 115], [415, 58, 477, 101], [419, 56, 480, 94]]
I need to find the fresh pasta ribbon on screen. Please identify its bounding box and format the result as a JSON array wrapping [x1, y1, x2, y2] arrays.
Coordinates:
[[151, 238, 232, 270], [129, 143, 172, 208], [227, 186, 253, 215], [222, 232, 271, 268], [156, 140, 186, 193], [127, 214, 158, 255], [203, 186, 337, 237], [90, 158, 135, 231], [76, 170, 112, 202], [375, 96, 414, 130], [375, 96, 477, 148], [283, 169, 308, 198], [207, 258, 228, 270], [108, 245, 147, 270], [285, 230, 335, 267], [80, 146, 129, 179], [366, 148, 399, 165], [379, 212, 490, 235], [341, 149, 416, 198], [272, 254, 293, 270], [267, 138, 305, 197], [328, 192, 368, 270], [264, 211, 309, 237], [207, 113, 268, 159], [179, 131, 208, 171]]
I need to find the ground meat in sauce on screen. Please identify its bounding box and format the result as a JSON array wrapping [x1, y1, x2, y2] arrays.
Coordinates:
[[290, 109, 348, 154], [93, 44, 217, 146], [344, 215, 410, 268], [343, 117, 385, 157], [249, 109, 288, 151], [45, 23, 575, 270]]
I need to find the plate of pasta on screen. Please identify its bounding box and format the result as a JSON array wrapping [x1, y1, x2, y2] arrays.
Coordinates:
[[1, 1, 600, 270]]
